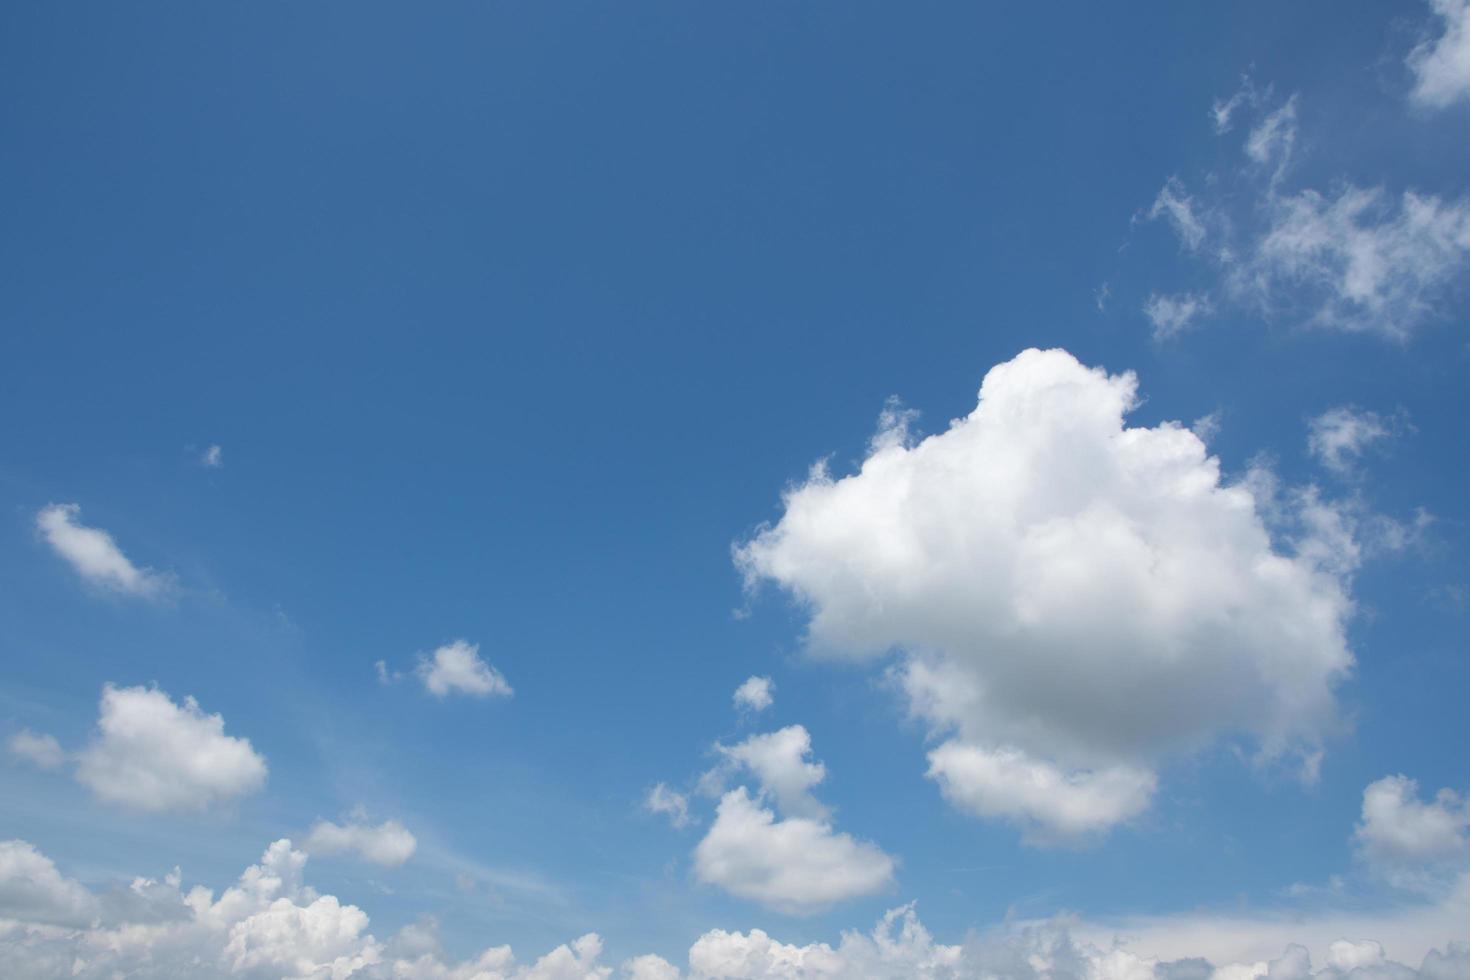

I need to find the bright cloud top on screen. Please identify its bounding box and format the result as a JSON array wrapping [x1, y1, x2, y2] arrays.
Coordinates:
[[74, 684, 268, 812], [35, 503, 168, 598], [1410, 0, 1470, 109], [305, 814, 417, 867], [415, 639, 513, 699], [737, 348, 1355, 839], [733, 675, 774, 713]]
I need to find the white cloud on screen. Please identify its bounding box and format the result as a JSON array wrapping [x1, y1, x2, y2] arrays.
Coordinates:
[[1307, 407, 1397, 475], [202, 444, 224, 468], [623, 953, 682, 980], [716, 726, 828, 821], [0, 840, 97, 927], [737, 349, 1356, 839], [733, 676, 774, 713], [75, 684, 267, 812], [646, 783, 693, 829], [926, 742, 1156, 843], [416, 640, 513, 699], [1191, 411, 1223, 444], [1355, 775, 1470, 871], [6, 730, 65, 770], [1148, 177, 1209, 251], [1143, 292, 1213, 339], [1248, 185, 1470, 337], [1212, 77, 1261, 134], [1409, 0, 1470, 109], [35, 503, 168, 597], [2, 837, 1470, 979], [1245, 96, 1298, 176], [305, 815, 417, 867], [693, 787, 895, 915], [1146, 93, 1470, 338]]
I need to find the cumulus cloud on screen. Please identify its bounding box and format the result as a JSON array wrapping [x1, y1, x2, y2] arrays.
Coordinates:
[[1144, 292, 1213, 339], [305, 814, 417, 867], [1410, 0, 1470, 109], [693, 787, 895, 915], [416, 640, 513, 699], [202, 444, 224, 468], [646, 783, 693, 829], [6, 730, 66, 770], [733, 676, 774, 713], [926, 743, 1156, 843], [715, 726, 829, 821], [0, 837, 638, 980], [737, 349, 1357, 839], [35, 504, 168, 597], [1308, 407, 1399, 476], [1355, 775, 1469, 880], [694, 726, 895, 913], [75, 684, 267, 812]]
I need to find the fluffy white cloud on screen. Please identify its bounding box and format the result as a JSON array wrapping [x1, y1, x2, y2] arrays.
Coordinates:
[[1308, 408, 1397, 476], [645, 783, 693, 829], [202, 444, 224, 468], [35, 503, 168, 597], [416, 640, 513, 699], [1143, 292, 1213, 339], [693, 787, 895, 915], [305, 815, 417, 867], [1410, 0, 1470, 109], [926, 742, 1156, 843], [75, 684, 268, 812], [6, 729, 66, 769], [737, 349, 1355, 839], [715, 726, 828, 821], [1356, 775, 1469, 872], [732, 676, 774, 713], [0, 840, 97, 927]]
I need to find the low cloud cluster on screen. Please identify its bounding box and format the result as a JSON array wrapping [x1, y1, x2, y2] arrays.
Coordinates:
[[2, 838, 1468, 980]]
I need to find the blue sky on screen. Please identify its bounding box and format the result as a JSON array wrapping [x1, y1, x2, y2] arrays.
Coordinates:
[[3, 2, 1470, 977]]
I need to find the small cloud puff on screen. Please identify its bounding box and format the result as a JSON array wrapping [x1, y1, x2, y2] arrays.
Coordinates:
[[733, 675, 774, 713]]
